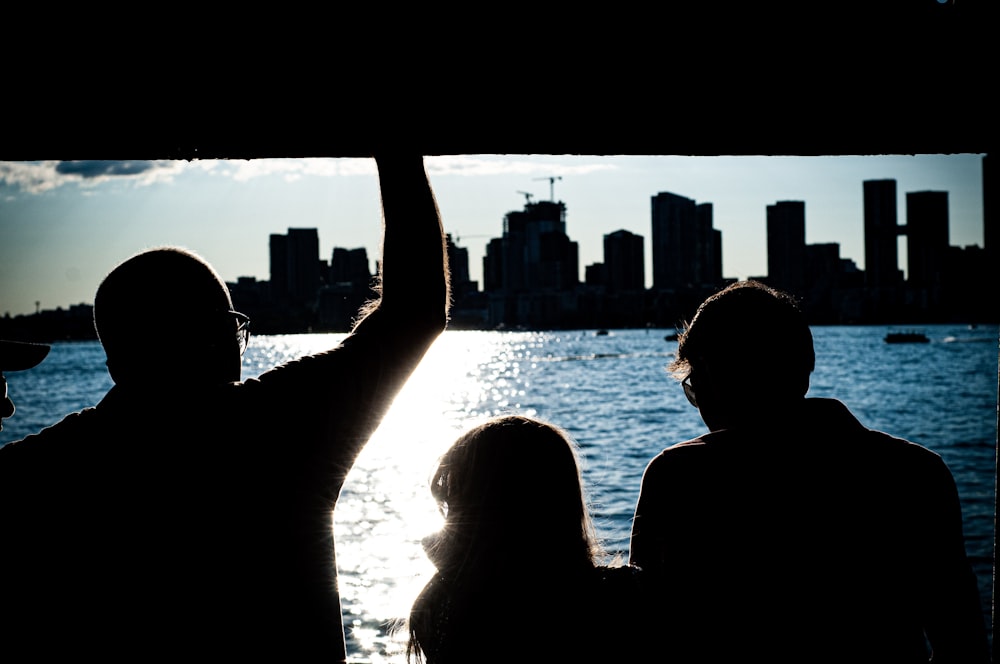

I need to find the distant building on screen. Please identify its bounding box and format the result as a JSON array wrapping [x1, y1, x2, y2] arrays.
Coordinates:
[[863, 179, 904, 321], [766, 200, 807, 298], [445, 234, 477, 299], [317, 246, 374, 331], [485, 201, 565, 293], [863, 179, 901, 290], [905, 190, 949, 315], [10, 158, 996, 341], [228, 276, 269, 310], [697, 203, 723, 287], [446, 234, 488, 329], [286, 228, 321, 308], [802, 242, 863, 324], [328, 247, 371, 287], [483, 200, 579, 328], [269, 228, 322, 311], [649, 192, 725, 325], [651, 192, 696, 292], [584, 262, 607, 287], [651, 192, 721, 293], [603, 229, 644, 292], [268, 233, 288, 301]]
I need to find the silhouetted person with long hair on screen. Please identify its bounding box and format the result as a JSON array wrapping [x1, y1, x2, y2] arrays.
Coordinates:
[[0, 155, 450, 662], [401, 414, 646, 664], [629, 280, 990, 663], [0, 339, 50, 432]]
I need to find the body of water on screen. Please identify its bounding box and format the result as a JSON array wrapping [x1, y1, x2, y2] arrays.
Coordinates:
[[2, 324, 997, 662]]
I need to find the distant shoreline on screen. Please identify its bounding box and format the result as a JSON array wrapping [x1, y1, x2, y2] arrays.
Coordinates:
[[3, 307, 997, 347]]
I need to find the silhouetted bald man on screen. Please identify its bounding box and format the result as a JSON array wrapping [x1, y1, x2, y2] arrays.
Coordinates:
[[0, 155, 450, 662]]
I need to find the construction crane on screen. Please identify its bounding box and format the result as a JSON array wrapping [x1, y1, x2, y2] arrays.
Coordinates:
[[533, 176, 562, 201], [452, 233, 490, 245], [516, 190, 534, 204]]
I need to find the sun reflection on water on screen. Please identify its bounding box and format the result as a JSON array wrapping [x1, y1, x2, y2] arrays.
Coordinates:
[[329, 331, 539, 661]]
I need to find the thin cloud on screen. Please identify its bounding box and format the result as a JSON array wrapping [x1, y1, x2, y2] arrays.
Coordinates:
[[1, 160, 187, 194], [0, 155, 618, 197], [213, 157, 375, 183], [426, 154, 619, 177]]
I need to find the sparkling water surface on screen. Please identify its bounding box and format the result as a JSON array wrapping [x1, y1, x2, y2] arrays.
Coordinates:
[[2, 324, 997, 662]]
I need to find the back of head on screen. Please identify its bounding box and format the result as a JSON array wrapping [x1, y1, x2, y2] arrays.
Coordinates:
[[427, 415, 599, 576], [95, 246, 241, 388], [671, 280, 815, 418], [407, 416, 602, 663]]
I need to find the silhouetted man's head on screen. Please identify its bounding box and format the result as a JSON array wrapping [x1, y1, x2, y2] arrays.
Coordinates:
[[94, 247, 246, 388], [669, 280, 815, 430]]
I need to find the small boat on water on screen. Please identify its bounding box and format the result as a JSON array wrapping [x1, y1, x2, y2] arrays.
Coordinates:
[[884, 331, 930, 344], [664, 332, 679, 342], [595, 329, 609, 336]]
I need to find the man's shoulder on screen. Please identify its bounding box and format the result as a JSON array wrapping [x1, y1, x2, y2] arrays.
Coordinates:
[[664, 436, 713, 454], [859, 427, 948, 476], [1, 414, 105, 495], [660, 428, 738, 453], [1, 408, 97, 455], [643, 434, 715, 475], [0, 411, 94, 496], [808, 398, 944, 461]]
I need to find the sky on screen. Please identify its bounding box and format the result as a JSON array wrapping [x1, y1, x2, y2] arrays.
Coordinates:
[[0, 154, 987, 318]]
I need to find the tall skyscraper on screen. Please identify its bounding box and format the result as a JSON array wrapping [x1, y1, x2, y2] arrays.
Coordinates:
[[269, 228, 321, 308], [905, 190, 949, 289], [603, 229, 644, 292], [285, 228, 321, 306], [651, 192, 696, 291], [268, 233, 288, 302], [766, 200, 807, 297], [863, 179, 901, 290], [650, 192, 722, 293], [697, 203, 723, 286]]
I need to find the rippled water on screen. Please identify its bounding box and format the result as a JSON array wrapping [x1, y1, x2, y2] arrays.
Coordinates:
[[2, 324, 997, 662]]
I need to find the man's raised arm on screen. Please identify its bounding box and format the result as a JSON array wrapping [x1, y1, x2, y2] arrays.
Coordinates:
[[354, 154, 451, 335]]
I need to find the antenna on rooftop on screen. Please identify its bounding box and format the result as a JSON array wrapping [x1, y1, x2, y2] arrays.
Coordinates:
[[533, 176, 562, 201]]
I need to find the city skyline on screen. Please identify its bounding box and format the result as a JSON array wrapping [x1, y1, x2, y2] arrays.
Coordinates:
[[0, 154, 987, 318]]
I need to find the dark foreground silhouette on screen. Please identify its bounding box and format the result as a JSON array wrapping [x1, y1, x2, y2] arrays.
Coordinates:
[[630, 280, 990, 663], [0, 155, 450, 662], [399, 415, 650, 664]]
